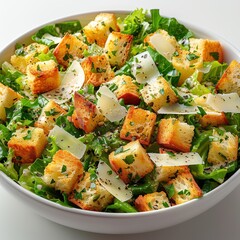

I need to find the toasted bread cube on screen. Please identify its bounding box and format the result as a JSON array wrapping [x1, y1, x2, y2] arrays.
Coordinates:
[[135, 191, 170, 211], [207, 129, 238, 165], [104, 32, 133, 67], [83, 13, 120, 47], [81, 55, 114, 87], [53, 33, 88, 68], [140, 76, 178, 112], [166, 171, 202, 205], [189, 38, 223, 63], [120, 106, 156, 145], [8, 127, 47, 163], [109, 140, 154, 184], [34, 100, 67, 134], [157, 118, 195, 152], [199, 112, 228, 128], [144, 30, 178, 60], [0, 83, 22, 121], [11, 43, 49, 73], [26, 60, 60, 94], [108, 75, 140, 105], [172, 49, 203, 86], [156, 165, 189, 183], [70, 92, 103, 133], [216, 60, 240, 95], [43, 150, 83, 194], [68, 172, 114, 211]]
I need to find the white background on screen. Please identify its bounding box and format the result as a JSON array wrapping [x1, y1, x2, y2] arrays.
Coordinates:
[[0, 0, 240, 239]]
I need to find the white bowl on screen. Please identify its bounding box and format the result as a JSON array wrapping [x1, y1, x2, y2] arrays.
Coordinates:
[[0, 11, 240, 234]]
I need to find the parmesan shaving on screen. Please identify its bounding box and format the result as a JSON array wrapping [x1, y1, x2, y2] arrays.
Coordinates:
[[131, 51, 160, 84], [157, 103, 199, 115], [206, 93, 240, 113], [148, 152, 203, 166], [149, 33, 176, 60], [96, 86, 127, 122], [42, 33, 62, 44], [43, 60, 85, 104], [97, 161, 132, 202], [48, 125, 86, 159]]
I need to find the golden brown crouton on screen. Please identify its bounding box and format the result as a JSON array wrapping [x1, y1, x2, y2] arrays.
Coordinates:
[[81, 55, 114, 87], [166, 171, 202, 205], [34, 100, 67, 134], [104, 31, 133, 67], [120, 106, 157, 146], [0, 82, 22, 121], [172, 49, 203, 86], [8, 127, 47, 163], [135, 191, 170, 211], [140, 76, 178, 112], [207, 129, 238, 166], [144, 30, 178, 60], [70, 92, 103, 133], [83, 13, 120, 47], [216, 60, 240, 95], [108, 75, 140, 105], [43, 150, 83, 194], [11, 43, 49, 74], [157, 118, 195, 152], [26, 60, 60, 94], [53, 33, 88, 68], [68, 172, 114, 211], [189, 38, 224, 63], [156, 165, 189, 183], [109, 140, 154, 184], [199, 112, 228, 128]]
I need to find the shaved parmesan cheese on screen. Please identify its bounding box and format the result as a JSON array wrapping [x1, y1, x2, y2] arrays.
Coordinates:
[[131, 51, 160, 84], [97, 161, 132, 202], [49, 125, 86, 159], [148, 152, 203, 166], [43, 60, 85, 104], [157, 103, 199, 115], [149, 33, 176, 60], [206, 93, 240, 113], [96, 86, 127, 122], [42, 33, 62, 44]]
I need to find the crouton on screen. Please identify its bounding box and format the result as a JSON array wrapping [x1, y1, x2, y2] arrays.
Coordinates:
[[135, 191, 170, 211], [70, 92, 103, 133], [172, 49, 203, 86], [26, 60, 60, 94], [108, 75, 140, 105], [109, 140, 154, 184], [34, 100, 67, 134], [8, 127, 47, 163], [83, 13, 120, 47], [140, 76, 178, 112], [104, 31, 133, 67], [156, 165, 189, 183], [157, 118, 195, 152], [207, 129, 238, 166], [11, 43, 49, 73], [0, 82, 22, 121], [81, 55, 114, 86], [166, 170, 202, 205], [199, 112, 228, 128], [68, 172, 114, 211], [120, 106, 157, 145], [53, 33, 88, 68], [189, 38, 224, 63], [144, 29, 178, 60], [43, 150, 83, 194], [216, 60, 240, 95]]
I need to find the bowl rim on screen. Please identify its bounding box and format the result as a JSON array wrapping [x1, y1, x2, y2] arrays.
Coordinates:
[[0, 9, 240, 219]]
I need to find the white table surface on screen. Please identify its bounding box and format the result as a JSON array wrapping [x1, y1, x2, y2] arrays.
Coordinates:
[[1, 0, 240, 239]]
